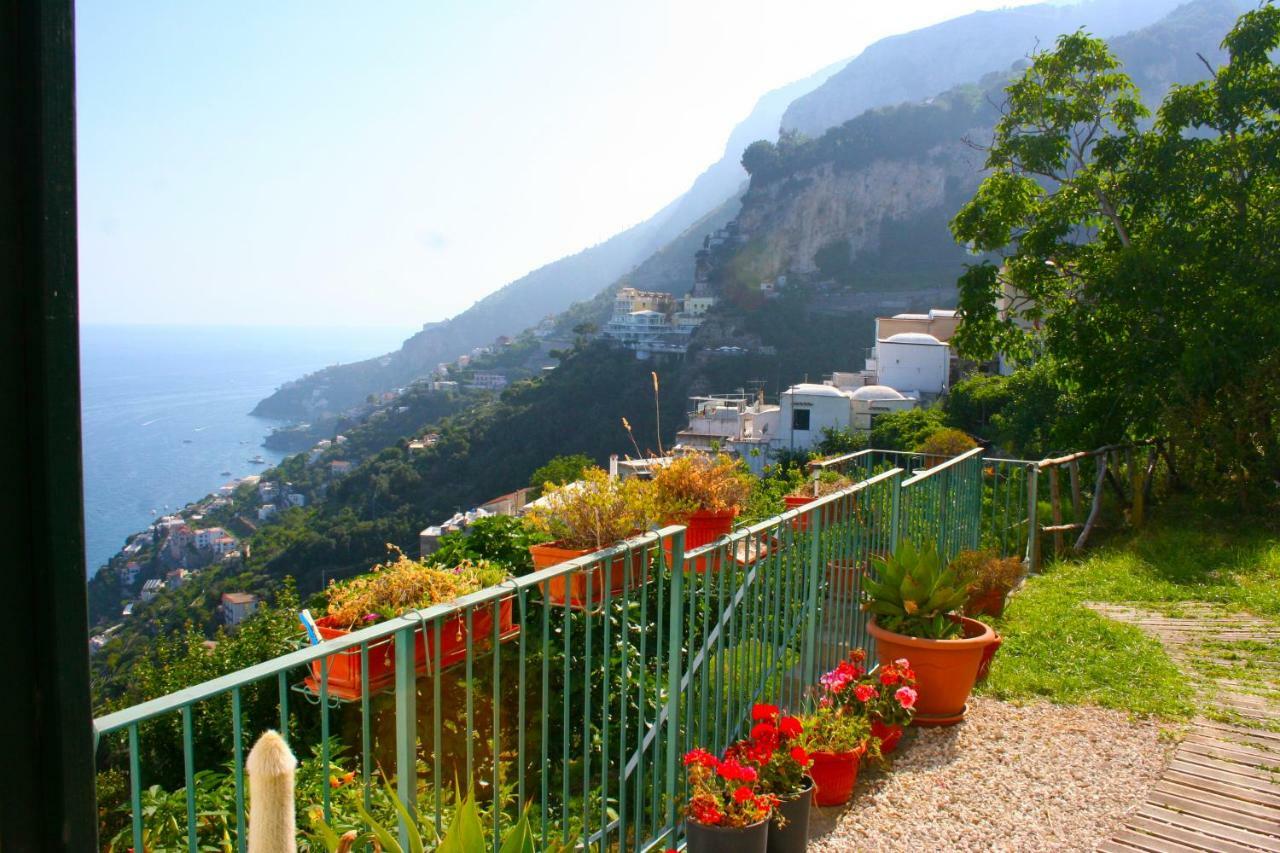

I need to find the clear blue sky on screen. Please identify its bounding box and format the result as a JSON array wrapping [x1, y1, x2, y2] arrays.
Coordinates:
[[76, 1, 1043, 328]]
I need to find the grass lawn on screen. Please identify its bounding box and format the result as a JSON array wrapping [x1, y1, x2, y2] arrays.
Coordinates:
[[976, 498, 1280, 720]]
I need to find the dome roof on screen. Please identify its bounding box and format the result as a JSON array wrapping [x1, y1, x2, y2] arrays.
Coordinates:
[[785, 383, 849, 398], [883, 332, 944, 345], [850, 385, 906, 401]]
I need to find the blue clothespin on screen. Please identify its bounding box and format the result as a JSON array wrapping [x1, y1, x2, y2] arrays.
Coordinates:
[[299, 609, 321, 645]]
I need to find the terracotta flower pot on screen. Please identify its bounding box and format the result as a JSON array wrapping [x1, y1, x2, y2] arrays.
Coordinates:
[[686, 815, 769, 853], [665, 507, 738, 572], [967, 587, 1008, 618], [825, 560, 867, 601], [869, 719, 904, 755], [976, 632, 1003, 682], [305, 601, 517, 701], [808, 746, 864, 807], [784, 494, 856, 532], [868, 615, 996, 726], [766, 776, 813, 853], [528, 540, 643, 610]]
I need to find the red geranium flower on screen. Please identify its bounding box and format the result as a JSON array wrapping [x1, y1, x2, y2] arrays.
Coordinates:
[[854, 683, 877, 702], [733, 785, 754, 803], [751, 703, 779, 721], [779, 715, 803, 738], [790, 746, 810, 766]]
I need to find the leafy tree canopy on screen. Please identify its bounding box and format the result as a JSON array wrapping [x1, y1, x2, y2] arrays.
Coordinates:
[[950, 6, 1280, 496]]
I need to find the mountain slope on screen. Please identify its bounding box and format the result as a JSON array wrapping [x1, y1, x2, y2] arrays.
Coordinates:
[[251, 67, 841, 421], [725, 0, 1245, 295], [780, 0, 1188, 136]]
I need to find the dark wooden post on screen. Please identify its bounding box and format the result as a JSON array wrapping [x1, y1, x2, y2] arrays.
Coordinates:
[[0, 1, 98, 849]]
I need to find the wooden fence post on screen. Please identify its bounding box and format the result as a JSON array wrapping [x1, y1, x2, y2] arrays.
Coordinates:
[[1049, 466, 1064, 556]]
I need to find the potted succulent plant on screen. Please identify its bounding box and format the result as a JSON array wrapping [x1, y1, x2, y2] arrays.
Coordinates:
[[726, 704, 814, 853], [797, 698, 876, 808], [654, 453, 753, 571], [683, 747, 777, 853], [950, 549, 1023, 618], [783, 470, 855, 532], [863, 541, 997, 725], [524, 467, 656, 609], [306, 549, 513, 700]]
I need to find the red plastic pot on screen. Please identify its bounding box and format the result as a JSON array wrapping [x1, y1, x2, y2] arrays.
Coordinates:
[[529, 540, 644, 610], [665, 508, 738, 572], [967, 587, 1008, 618], [870, 719, 904, 755], [868, 615, 996, 726], [305, 600, 517, 701], [976, 632, 1003, 682], [808, 745, 864, 806]]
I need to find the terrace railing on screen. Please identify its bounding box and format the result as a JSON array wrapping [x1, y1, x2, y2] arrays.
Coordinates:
[[93, 450, 1030, 852]]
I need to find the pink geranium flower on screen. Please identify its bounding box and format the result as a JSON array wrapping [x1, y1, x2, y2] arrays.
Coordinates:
[[895, 686, 918, 709]]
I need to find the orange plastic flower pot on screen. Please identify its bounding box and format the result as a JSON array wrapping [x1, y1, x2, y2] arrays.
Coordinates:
[[868, 615, 996, 726], [529, 541, 644, 610]]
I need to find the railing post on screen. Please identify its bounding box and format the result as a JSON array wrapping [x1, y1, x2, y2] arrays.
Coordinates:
[[663, 528, 686, 842], [890, 472, 902, 554], [1025, 464, 1040, 572], [801, 506, 824, 688], [394, 620, 418, 848]]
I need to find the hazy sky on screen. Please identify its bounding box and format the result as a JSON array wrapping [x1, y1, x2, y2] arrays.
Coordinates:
[[76, 1, 1045, 328]]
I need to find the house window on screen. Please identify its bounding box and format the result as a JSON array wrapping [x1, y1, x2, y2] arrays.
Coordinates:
[[792, 409, 810, 431]]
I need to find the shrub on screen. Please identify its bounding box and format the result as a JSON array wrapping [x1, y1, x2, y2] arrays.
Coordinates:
[[915, 427, 978, 457], [528, 453, 593, 493], [869, 408, 948, 451], [787, 470, 854, 498], [523, 467, 655, 550], [652, 453, 753, 519], [426, 515, 546, 576], [324, 548, 506, 629], [951, 549, 1023, 597]]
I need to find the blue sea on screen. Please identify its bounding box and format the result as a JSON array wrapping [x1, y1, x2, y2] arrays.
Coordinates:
[[79, 324, 415, 576]]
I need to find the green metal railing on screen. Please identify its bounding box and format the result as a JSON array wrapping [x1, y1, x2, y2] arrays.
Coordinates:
[[93, 449, 1026, 851]]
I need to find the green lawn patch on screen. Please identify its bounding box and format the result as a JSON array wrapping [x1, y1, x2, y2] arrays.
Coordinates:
[[977, 583, 1197, 719], [976, 500, 1280, 719]]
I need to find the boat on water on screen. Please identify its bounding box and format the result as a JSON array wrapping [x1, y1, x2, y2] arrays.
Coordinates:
[[220, 470, 232, 476], [248, 455, 266, 464], [182, 439, 193, 444]]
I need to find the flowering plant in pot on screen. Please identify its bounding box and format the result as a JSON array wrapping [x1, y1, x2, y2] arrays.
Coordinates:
[[306, 549, 512, 699], [863, 540, 996, 725], [784, 470, 854, 532], [797, 700, 876, 807], [654, 453, 753, 570], [725, 704, 813, 853], [524, 467, 656, 609], [862, 659, 917, 754], [683, 747, 777, 853]]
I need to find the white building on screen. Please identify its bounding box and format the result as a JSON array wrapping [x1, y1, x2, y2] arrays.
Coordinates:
[[875, 332, 950, 396], [140, 578, 165, 602], [286, 492, 306, 508], [467, 372, 509, 390], [674, 394, 779, 474], [257, 504, 278, 521], [194, 527, 227, 550], [221, 592, 259, 626], [776, 384, 858, 452], [118, 561, 141, 586], [849, 385, 919, 431], [419, 508, 493, 559]]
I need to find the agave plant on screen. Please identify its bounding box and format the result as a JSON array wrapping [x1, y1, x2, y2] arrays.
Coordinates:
[[863, 540, 969, 639]]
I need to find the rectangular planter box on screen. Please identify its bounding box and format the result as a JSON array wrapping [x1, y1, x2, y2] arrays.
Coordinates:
[[529, 541, 645, 609], [304, 599, 517, 701], [783, 494, 855, 532]]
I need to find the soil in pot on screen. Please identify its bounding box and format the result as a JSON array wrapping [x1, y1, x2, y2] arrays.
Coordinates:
[[868, 615, 996, 726], [766, 776, 813, 853], [808, 748, 863, 807], [686, 816, 769, 853]]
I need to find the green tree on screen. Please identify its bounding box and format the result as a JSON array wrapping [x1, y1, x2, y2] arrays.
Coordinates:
[[950, 8, 1280, 498], [528, 453, 593, 492], [740, 139, 780, 178], [869, 408, 948, 451]]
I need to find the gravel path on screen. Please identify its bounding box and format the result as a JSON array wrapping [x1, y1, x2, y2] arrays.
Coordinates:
[[808, 698, 1173, 852]]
